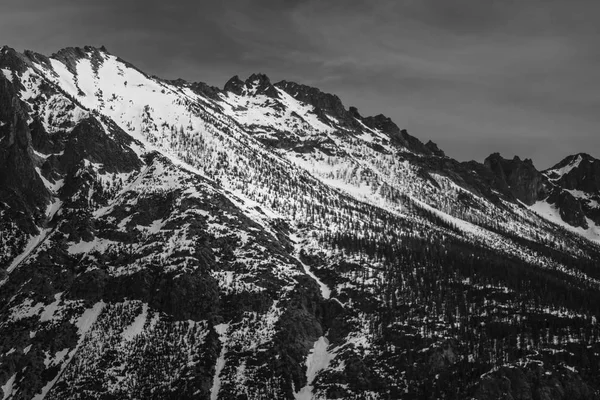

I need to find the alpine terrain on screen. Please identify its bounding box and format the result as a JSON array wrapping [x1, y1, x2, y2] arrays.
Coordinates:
[[2, 45, 600, 400]]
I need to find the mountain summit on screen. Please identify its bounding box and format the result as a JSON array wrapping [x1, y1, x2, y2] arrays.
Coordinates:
[[1, 46, 600, 399]]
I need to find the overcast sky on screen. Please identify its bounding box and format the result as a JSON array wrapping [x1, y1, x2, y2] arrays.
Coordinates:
[[1, 0, 599, 168]]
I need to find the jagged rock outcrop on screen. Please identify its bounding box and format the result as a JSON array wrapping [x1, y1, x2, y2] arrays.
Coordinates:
[[484, 153, 549, 205], [0, 73, 49, 231], [360, 114, 432, 155], [542, 154, 600, 226], [50, 46, 107, 76], [60, 117, 140, 174], [546, 190, 589, 228], [425, 140, 445, 157], [224, 73, 279, 98], [223, 75, 245, 95], [247, 73, 280, 98], [547, 153, 600, 193], [276, 80, 359, 128]]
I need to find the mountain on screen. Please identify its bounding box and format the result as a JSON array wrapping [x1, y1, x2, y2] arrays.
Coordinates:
[[1, 45, 600, 400]]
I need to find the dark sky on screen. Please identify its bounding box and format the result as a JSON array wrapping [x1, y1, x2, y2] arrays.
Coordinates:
[[2, 0, 599, 168]]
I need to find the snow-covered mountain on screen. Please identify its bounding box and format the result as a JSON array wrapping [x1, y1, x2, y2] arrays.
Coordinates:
[[1, 45, 600, 399]]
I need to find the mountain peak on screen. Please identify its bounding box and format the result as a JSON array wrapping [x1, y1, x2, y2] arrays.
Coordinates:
[[348, 106, 362, 119], [425, 140, 445, 157], [245, 72, 279, 97], [484, 153, 548, 205], [0, 46, 33, 73], [245, 72, 271, 86], [48, 45, 109, 76], [223, 75, 244, 94], [275, 79, 359, 128], [51, 45, 109, 60], [545, 152, 600, 193], [224, 73, 279, 98], [545, 153, 594, 177]]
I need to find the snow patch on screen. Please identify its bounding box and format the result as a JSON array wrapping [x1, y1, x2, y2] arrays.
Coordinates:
[[295, 336, 335, 400], [530, 200, 600, 243], [44, 348, 69, 368], [121, 303, 148, 341], [1, 374, 16, 400], [1, 68, 13, 82], [291, 234, 331, 299], [210, 323, 229, 400], [547, 155, 583, 179], [5, 228, 51, 275], [33, 301, 105, 400], [40, 293, 63, 322], [67, 237, 116, 255]]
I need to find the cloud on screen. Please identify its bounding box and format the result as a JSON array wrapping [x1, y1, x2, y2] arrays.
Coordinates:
[[1, 0, 599, 167]]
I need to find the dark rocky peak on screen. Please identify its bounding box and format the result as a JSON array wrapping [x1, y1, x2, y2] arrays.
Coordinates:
[[245, 73, 279, 98], [348, 106, 362, 119], [545, 153, 600, 193], [484, 153, 548, 205], [246, 72, 271, 86], [165, 78, 220, 99], [167, 78, 188, 87], [189, 81, 221, 100], [360, 114, 431, 155], [545, 153, 596, 175], [187, 80, 222, 100], [398, 128, 433, 155], [425, 140, 445, 157], [275, 80, 351, 124], [224, 75, 244, 95], [52, 45, 109, 60], [223, 73, 279, 98], [50, 46, 108, 76], [21, 49, 54, 72], [361, 113, 397, 133], [0, 47, 35, 75]]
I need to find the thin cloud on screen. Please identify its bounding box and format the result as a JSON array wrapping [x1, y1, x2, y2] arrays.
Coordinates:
[[0, 0, 598, 167]]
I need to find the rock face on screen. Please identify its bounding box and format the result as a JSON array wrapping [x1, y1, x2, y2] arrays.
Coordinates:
[[223, 75, 245, 95], [2, 45, 600, 400], [224, 73, 279, 98], [425, 140, 445, 157], [59, 117, 140, 174], [0, 73, 49, 231], [276, 80, 358, 128], [484, 153, 549, 205], [542, 153, 600, 226], [360, 114, 432, 154], [545, 154, 600, 191]]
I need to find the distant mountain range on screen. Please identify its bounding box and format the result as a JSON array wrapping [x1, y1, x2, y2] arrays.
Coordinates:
[[1, 45, 600, 399]]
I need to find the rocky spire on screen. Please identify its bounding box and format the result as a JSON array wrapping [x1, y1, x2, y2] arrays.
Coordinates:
[[224, 73, 279, 98], [484, 153, 548, 205]]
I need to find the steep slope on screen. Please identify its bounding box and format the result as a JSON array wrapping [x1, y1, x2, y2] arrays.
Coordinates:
[[1, 46, 600, 400]]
